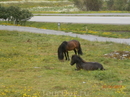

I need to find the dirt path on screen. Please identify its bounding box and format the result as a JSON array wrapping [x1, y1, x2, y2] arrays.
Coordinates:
[[0, 25, 130, 45]]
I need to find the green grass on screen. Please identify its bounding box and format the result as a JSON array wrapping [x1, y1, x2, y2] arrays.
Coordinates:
[[0, 0, 19, 1], [0, 30, 130, 97], [0, 0, 74, 13], [1, 21, 130, 38], [0, 0, 66, 1], [26, 22, 130, 38], [1, 1, 72, 8], [1, 0, 130, 13]]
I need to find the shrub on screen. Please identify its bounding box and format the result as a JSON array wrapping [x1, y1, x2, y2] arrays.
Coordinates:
[[0, 5, 33, 25]]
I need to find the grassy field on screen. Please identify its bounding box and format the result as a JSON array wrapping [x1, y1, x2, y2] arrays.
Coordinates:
[[0, 30, 130, 97], [1, 0, 130, 13], [0, 0, 76, 13], [1, 0, 129, 39], [25, 22, 130, 39], [0, 21, 130, 39]]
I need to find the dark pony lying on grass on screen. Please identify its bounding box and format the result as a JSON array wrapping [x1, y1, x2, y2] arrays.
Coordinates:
[[58, 40, 83, 60], [70, 55, 105, 70]]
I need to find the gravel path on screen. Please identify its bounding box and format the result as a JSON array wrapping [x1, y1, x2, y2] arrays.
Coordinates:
[[0, 25, 130, 45]]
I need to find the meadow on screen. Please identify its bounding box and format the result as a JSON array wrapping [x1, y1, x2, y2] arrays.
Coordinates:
[[0, 30, 130, 97], [1, 21, 130, 39], [1, 0, 129, 39], [0, 0, 76, 13], [0, 0, 130, 97], [0, 0, 129, 13], [25, 22, 130, 39]]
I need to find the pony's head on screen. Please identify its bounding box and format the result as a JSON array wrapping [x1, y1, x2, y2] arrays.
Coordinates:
[[58, 48, 64, 60], [57, 41, 67, 60], [70, 55, 78, 65], [70, 55, 83, 65]]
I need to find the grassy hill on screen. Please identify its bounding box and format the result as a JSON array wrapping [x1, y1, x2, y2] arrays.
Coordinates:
[[0, 30, 130, 97], [0, 0, 129, 13], [0, 1, 130, 97], [0, 0, 76, 13]]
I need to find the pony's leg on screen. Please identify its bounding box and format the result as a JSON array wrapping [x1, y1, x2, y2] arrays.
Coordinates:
[[74, 49, 77, 55], [66, 51, 70, 60], [64, 52, 67, 60], [76, 64, 80, 70]]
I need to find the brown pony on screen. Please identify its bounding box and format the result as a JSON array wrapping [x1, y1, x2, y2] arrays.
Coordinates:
[[58, 40, 83, 60]]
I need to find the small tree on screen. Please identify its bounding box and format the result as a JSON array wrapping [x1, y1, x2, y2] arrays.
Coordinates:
[[0, 5, 9, 21], [106, 0, 114, 10], [19, 9, 33, 25], [8, 6, 21, 24], [0, 5, 33, 25], [113, 0, 127, 10], [73, 0, 86, 11], [126, 1, 130, 11], [73, 0, 103, 11]]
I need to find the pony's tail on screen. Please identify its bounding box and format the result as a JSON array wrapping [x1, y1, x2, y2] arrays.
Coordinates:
[[78, 44, 83, 55]]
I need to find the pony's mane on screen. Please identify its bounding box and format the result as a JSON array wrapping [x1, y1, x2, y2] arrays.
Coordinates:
[[58, 41, 68, 60], [75, 55, 86, 63], [62, 41, 67, 45], [59, 41, 67, 52], [77, 55, 84, 61]]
